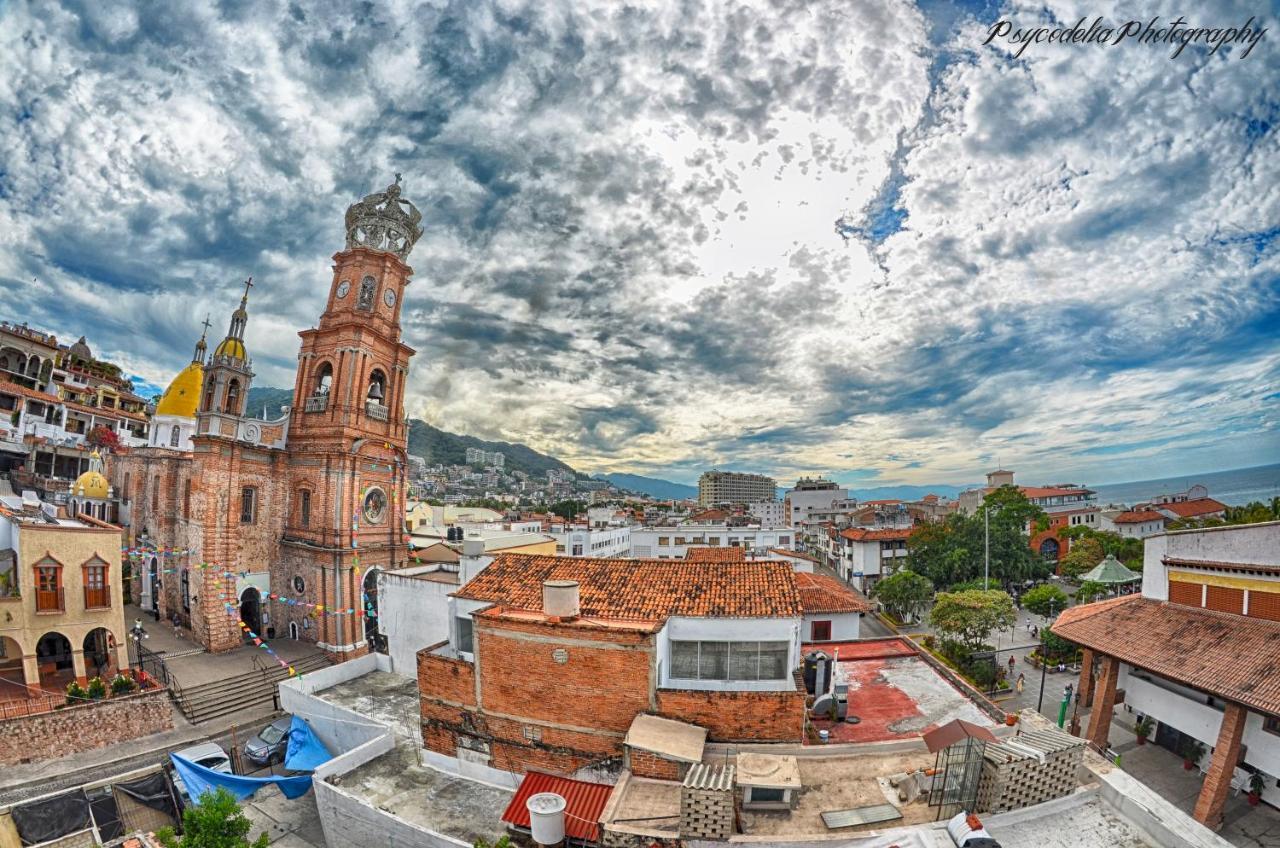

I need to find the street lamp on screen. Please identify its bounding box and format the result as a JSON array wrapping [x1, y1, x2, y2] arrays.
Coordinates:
[[1036, 598, 1057, 714], [983, 506, 990, 590], [130, 618, 149, 672]]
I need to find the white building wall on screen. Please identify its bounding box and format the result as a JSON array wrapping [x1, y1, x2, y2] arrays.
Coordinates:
[[377, 568, 457, 676], [1122, 665, 1280, 807], [630, 526, 796, 559], [801, 611, 861, 642], [748, 501, 785, 527], [785, 486, 850, 527], [550, 526, 632, 557]]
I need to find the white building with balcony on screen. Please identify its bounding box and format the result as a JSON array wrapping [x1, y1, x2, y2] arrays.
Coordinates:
[[631, 525, 796, 559]]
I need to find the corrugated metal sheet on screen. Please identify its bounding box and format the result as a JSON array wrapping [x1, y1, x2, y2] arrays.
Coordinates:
[[500, 770, 613, 843], [682, 763, 735, 791]]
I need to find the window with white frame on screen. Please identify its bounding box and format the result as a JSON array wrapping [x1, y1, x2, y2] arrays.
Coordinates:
[[670, 640, 789, 681], [456, 616, 474, 654]]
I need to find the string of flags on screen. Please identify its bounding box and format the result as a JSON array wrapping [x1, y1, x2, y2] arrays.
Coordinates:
[[225, 602, 296, 678]]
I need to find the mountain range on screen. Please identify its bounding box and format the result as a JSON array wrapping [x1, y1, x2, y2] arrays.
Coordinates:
[[595, 473, 698, 500], [245, 386, 577, 479]]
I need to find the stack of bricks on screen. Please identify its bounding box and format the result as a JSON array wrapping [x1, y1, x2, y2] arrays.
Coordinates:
[[679, 763, 735, 840], [976, 728, 1085, 813]]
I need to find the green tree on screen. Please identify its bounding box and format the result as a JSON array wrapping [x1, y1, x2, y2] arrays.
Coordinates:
[[548, 499, 587, 521], [907, 488, 1050, 588], [157, 788, 269, 848], [929, 590, 1017, 651], [1074, 581, 1110, 606], [1021, 584, 1069, 618], [1058, 535, 1103, 580], [873, 570, 934, 623], [1059, 526, 1142, 571]]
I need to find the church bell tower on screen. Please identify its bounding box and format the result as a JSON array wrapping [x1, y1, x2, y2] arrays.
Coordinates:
[[280, 176, 422, 658]]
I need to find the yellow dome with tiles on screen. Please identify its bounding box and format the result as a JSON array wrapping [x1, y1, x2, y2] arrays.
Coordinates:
[[155, 361, 204, 418], [71, 451, 111, 500], [214, 336, 246, 360]]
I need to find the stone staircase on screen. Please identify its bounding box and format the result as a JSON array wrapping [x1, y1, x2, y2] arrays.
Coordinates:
[[171, 653, 331, 724]]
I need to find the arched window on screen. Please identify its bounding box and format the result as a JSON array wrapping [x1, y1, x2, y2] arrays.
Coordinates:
[[26, 356, 40, 378], [367, 369, 386, 405], [202, 377, 216, 412], [297, 488, 311, 527], [169, 425, 181, 447], [224, 379, 240, 414], [82, 557, 110, 609], [35, 557, 62, 612], [314, 362, 333, 395]]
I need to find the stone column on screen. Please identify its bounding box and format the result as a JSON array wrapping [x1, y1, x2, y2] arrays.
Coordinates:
[[1085, 655, 1119, 750], [72, 648, 87, 684], [22, 654, 39, 689], [1193, 702, 1249, 830], [1077, 648, 1095, 708]]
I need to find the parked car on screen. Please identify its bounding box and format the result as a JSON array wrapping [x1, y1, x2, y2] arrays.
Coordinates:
[[171, 742, 233, 802], [243, 715, 293, 767]]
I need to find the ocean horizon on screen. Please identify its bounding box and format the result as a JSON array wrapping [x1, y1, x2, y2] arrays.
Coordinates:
[[1088, 462, 1280, 508]]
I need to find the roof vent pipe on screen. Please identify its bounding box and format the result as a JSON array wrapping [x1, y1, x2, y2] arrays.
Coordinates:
[[543, 579, 580, 619]]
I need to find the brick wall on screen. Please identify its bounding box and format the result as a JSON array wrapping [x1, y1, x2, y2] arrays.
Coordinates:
[[476, 618, 654, 733], [0, 688, 172, 766], [656, 676, 805, 742], [627, 748, 682, 781], [417, 643, 476, 707]]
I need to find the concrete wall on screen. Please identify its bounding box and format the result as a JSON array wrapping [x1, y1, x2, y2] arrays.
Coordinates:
[[802, 611, 860, 641], [377, 568, 453, 676], [1144, 522, 1280, 599], [313, 779, 467, 848], [278, 652, 392, 755]]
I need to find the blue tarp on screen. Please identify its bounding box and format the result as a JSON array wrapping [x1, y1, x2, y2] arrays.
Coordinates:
[[284, 715, 333, 772], [170, 754, 312, 803]]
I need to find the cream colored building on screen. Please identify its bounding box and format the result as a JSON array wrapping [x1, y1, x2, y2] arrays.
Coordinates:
[[0, 471, 128, 694]]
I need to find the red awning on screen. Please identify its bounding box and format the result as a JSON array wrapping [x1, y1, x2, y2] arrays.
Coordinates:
[[500, 770, 613, 843]]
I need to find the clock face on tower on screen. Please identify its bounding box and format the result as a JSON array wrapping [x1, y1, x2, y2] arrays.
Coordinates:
[[336, 280, 350, 299], [362, 488, 387, 524], [383, 288, 397, 308]]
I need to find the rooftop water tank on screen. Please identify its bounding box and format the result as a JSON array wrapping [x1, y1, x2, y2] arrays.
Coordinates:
[[526, 792, 566, 845]]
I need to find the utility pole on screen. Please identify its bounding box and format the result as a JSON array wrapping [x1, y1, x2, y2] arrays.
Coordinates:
[[984, 506, 990, 590], [1036, 597, 1056, 714]]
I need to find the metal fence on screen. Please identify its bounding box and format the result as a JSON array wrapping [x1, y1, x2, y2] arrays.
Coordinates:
[[135, 644, 170, 688]]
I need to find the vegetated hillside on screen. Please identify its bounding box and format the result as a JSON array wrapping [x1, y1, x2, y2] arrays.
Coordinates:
[[598, 473, 697, 500], [245, 386, 294, 419], [408, 420, 577, 479]]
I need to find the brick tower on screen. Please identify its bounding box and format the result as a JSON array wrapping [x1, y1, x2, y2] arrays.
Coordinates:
[[275, 177, 422, 658]]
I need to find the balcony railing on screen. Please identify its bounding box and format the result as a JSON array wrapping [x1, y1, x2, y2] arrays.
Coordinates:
[[364, 401, 388, 422], [85, 586, 111, 609], [35, 587, 64, 613], [304, 394, 328, 413]]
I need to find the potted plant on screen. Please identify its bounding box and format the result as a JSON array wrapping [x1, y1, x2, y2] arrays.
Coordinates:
[[1005, 713, 1019, 727], [86, 676, 107, 700], [1180, 739, 1206, 771], [1134, 716, 1154, 746], [1247, 773, 1265, 807]]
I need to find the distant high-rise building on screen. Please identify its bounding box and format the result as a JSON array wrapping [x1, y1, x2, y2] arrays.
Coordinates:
[[698, 470, 777, 507], [465, 447, 505, 467]]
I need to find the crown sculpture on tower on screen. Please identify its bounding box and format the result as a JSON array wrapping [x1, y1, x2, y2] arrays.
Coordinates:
[[344, 173, 424, 260]]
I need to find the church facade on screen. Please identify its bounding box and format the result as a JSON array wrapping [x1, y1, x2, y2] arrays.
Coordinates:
[[114, 179, 421, 657]]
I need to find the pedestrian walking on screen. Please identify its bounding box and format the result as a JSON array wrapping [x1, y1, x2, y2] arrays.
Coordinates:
[[1016, 673, 1025, 693], [1007, 655, 1016, 673]]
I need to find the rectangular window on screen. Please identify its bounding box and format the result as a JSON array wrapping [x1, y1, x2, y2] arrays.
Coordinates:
[[748, 788, 787, 803], [674, 537, 686, 546], [456, 616, 474, 654], [183, 479, 192, 518], [240, 487, 256, 524], [669, 640, 789, 681], [83, 562, 109, 608], [658, 537, 670, 546], [181, 568, 190, 612], [811, 620, 832, 641], [298, 490, 311, 527], [35, 562, 62, 612]]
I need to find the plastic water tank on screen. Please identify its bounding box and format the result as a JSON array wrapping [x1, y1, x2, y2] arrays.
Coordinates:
[[526, 792, 567, 845]]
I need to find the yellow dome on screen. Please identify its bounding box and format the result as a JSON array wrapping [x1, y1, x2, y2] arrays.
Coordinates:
[[72, 451, 110, 500], [156, 361, 204, 418], [214, 337, 246, 360]]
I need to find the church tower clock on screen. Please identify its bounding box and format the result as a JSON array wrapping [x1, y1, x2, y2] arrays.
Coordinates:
[[279, 176, 423, 658]]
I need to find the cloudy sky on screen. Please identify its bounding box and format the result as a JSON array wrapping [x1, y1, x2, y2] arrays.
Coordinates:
[[1, 0, 1277, 488]]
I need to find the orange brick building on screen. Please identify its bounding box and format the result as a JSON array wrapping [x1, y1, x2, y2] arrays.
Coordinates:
[[114, 179, 422, 656], [418, 554, 807, 777]]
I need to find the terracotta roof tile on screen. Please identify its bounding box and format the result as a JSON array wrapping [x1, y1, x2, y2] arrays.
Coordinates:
[[684, 546, 746, 562], [794, 572, 872, 614], [1052, 596, 1280, 716], [1112, 510, 1166, 524], [1159, 498, 1228, 518], [456, 553, 801, 620]]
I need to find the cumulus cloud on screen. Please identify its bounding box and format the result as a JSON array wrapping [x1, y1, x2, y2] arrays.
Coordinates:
[[0, 0, 1275, 487]]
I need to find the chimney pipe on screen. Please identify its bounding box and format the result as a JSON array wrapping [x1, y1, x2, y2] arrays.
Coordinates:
[[543, 579, 580, 620]]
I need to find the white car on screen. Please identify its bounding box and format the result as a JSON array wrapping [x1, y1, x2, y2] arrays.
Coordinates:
[[171, 742, 233, 803]]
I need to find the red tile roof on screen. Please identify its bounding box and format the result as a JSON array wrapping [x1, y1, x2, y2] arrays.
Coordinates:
[[456, 554, 801, 620], [794, 572, 872, 614], [501, 770, 611, 842], [840, 527, 913, 542], [688, 508, 730, 522], [1159, 498, 1228, 518], [1112, 510, 1166, 524], [768, 548, 819, 563], [1052, 596, 1280, 716], [1018, 486, 1095, 499], [684, 546, 746, 562]]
